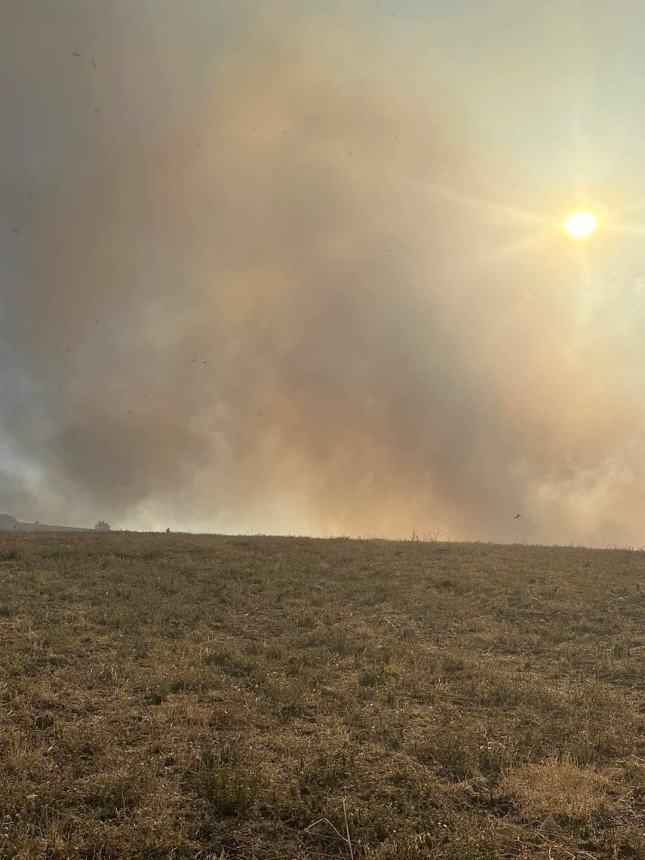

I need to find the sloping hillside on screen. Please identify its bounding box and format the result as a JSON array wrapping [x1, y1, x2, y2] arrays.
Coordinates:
[[0, 513, 88, 533]]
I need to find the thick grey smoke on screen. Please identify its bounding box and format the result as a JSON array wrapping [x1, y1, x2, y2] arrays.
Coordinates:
[[1, 1, 644, 544]]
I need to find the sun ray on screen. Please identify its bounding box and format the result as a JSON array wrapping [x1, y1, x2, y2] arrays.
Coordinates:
[[602, 222, 645, 236], [476, 230, 549, 268], [422, 182, 557, 228]]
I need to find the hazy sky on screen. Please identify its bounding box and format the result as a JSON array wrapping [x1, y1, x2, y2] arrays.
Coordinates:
[[2, 1, 645, 544]]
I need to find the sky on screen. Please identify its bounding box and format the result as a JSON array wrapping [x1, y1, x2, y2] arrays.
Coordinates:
[[1, 0, 645, 544]]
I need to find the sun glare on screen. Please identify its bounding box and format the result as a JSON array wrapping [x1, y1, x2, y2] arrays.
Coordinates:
[[564, 209, 597, 240]]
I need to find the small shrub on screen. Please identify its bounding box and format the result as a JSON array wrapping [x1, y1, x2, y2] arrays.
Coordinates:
[[77, 767, 147, 821], [359, 668, 385, 687], [204, 648, 256, 678], [300, 748, 351, 791], [190, 741, 262, 817]]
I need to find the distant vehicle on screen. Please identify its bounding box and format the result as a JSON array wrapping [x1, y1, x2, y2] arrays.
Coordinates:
[[94, 521, 112, 532]]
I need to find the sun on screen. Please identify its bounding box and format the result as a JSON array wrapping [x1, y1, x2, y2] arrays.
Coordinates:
[[564, 209, 598, 240]]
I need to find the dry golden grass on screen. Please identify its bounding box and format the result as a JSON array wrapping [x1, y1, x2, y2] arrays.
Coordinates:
[[0, 532, 643, 859], [502, 758, 625, 822]]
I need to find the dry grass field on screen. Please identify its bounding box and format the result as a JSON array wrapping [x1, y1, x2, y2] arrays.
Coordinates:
[[0, 533, 642, 859]]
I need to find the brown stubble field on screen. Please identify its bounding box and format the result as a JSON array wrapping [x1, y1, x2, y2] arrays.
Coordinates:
[[0, 533, 643, 859]]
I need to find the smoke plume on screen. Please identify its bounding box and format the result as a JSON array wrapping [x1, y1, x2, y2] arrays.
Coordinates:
[[2, 1, 644, 545]]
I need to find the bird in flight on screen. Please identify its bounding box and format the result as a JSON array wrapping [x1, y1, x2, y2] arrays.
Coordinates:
[[514, 513, 521, 519], [72, 52, 82, 57]]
